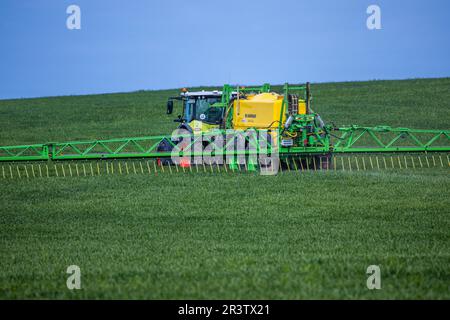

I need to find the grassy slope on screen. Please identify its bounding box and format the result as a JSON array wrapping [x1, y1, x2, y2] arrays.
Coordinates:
[[0, 78, 449, 299], [1, 78, 450, 145]]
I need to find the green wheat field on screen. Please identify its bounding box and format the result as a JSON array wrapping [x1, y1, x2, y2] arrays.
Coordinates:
[[0, 78, 449, 299]]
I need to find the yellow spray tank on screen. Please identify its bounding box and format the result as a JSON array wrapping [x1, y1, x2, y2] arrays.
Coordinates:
[[232, 92, 306, 130]]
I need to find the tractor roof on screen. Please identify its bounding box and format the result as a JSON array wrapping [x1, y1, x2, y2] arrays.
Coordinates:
[[181, 90, 222, 97], [181, 90, 237, 97]]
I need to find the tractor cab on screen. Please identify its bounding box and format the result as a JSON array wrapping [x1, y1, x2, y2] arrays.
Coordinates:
[[167, 90, 227, 133]]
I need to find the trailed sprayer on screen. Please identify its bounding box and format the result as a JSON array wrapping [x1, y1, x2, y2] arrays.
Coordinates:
[[1, 83, 449, 177]]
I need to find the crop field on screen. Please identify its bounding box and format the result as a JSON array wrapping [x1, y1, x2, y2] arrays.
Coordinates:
[[0, 78, 449, 299]]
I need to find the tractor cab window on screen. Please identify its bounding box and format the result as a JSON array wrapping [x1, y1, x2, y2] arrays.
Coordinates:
[[195, 97, 220, 123], [185, 97, 222, 124], [185, 99, 195, 122], [184, 96, 223, 124]]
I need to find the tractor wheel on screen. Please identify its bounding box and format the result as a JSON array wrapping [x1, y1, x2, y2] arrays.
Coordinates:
[[156, 138, 174, 165], [313, 153, 332, 170], [258, 131, 275, 170]]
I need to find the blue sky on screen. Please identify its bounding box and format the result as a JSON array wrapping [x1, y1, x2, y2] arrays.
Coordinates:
[[0, 0, 449, 99]]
